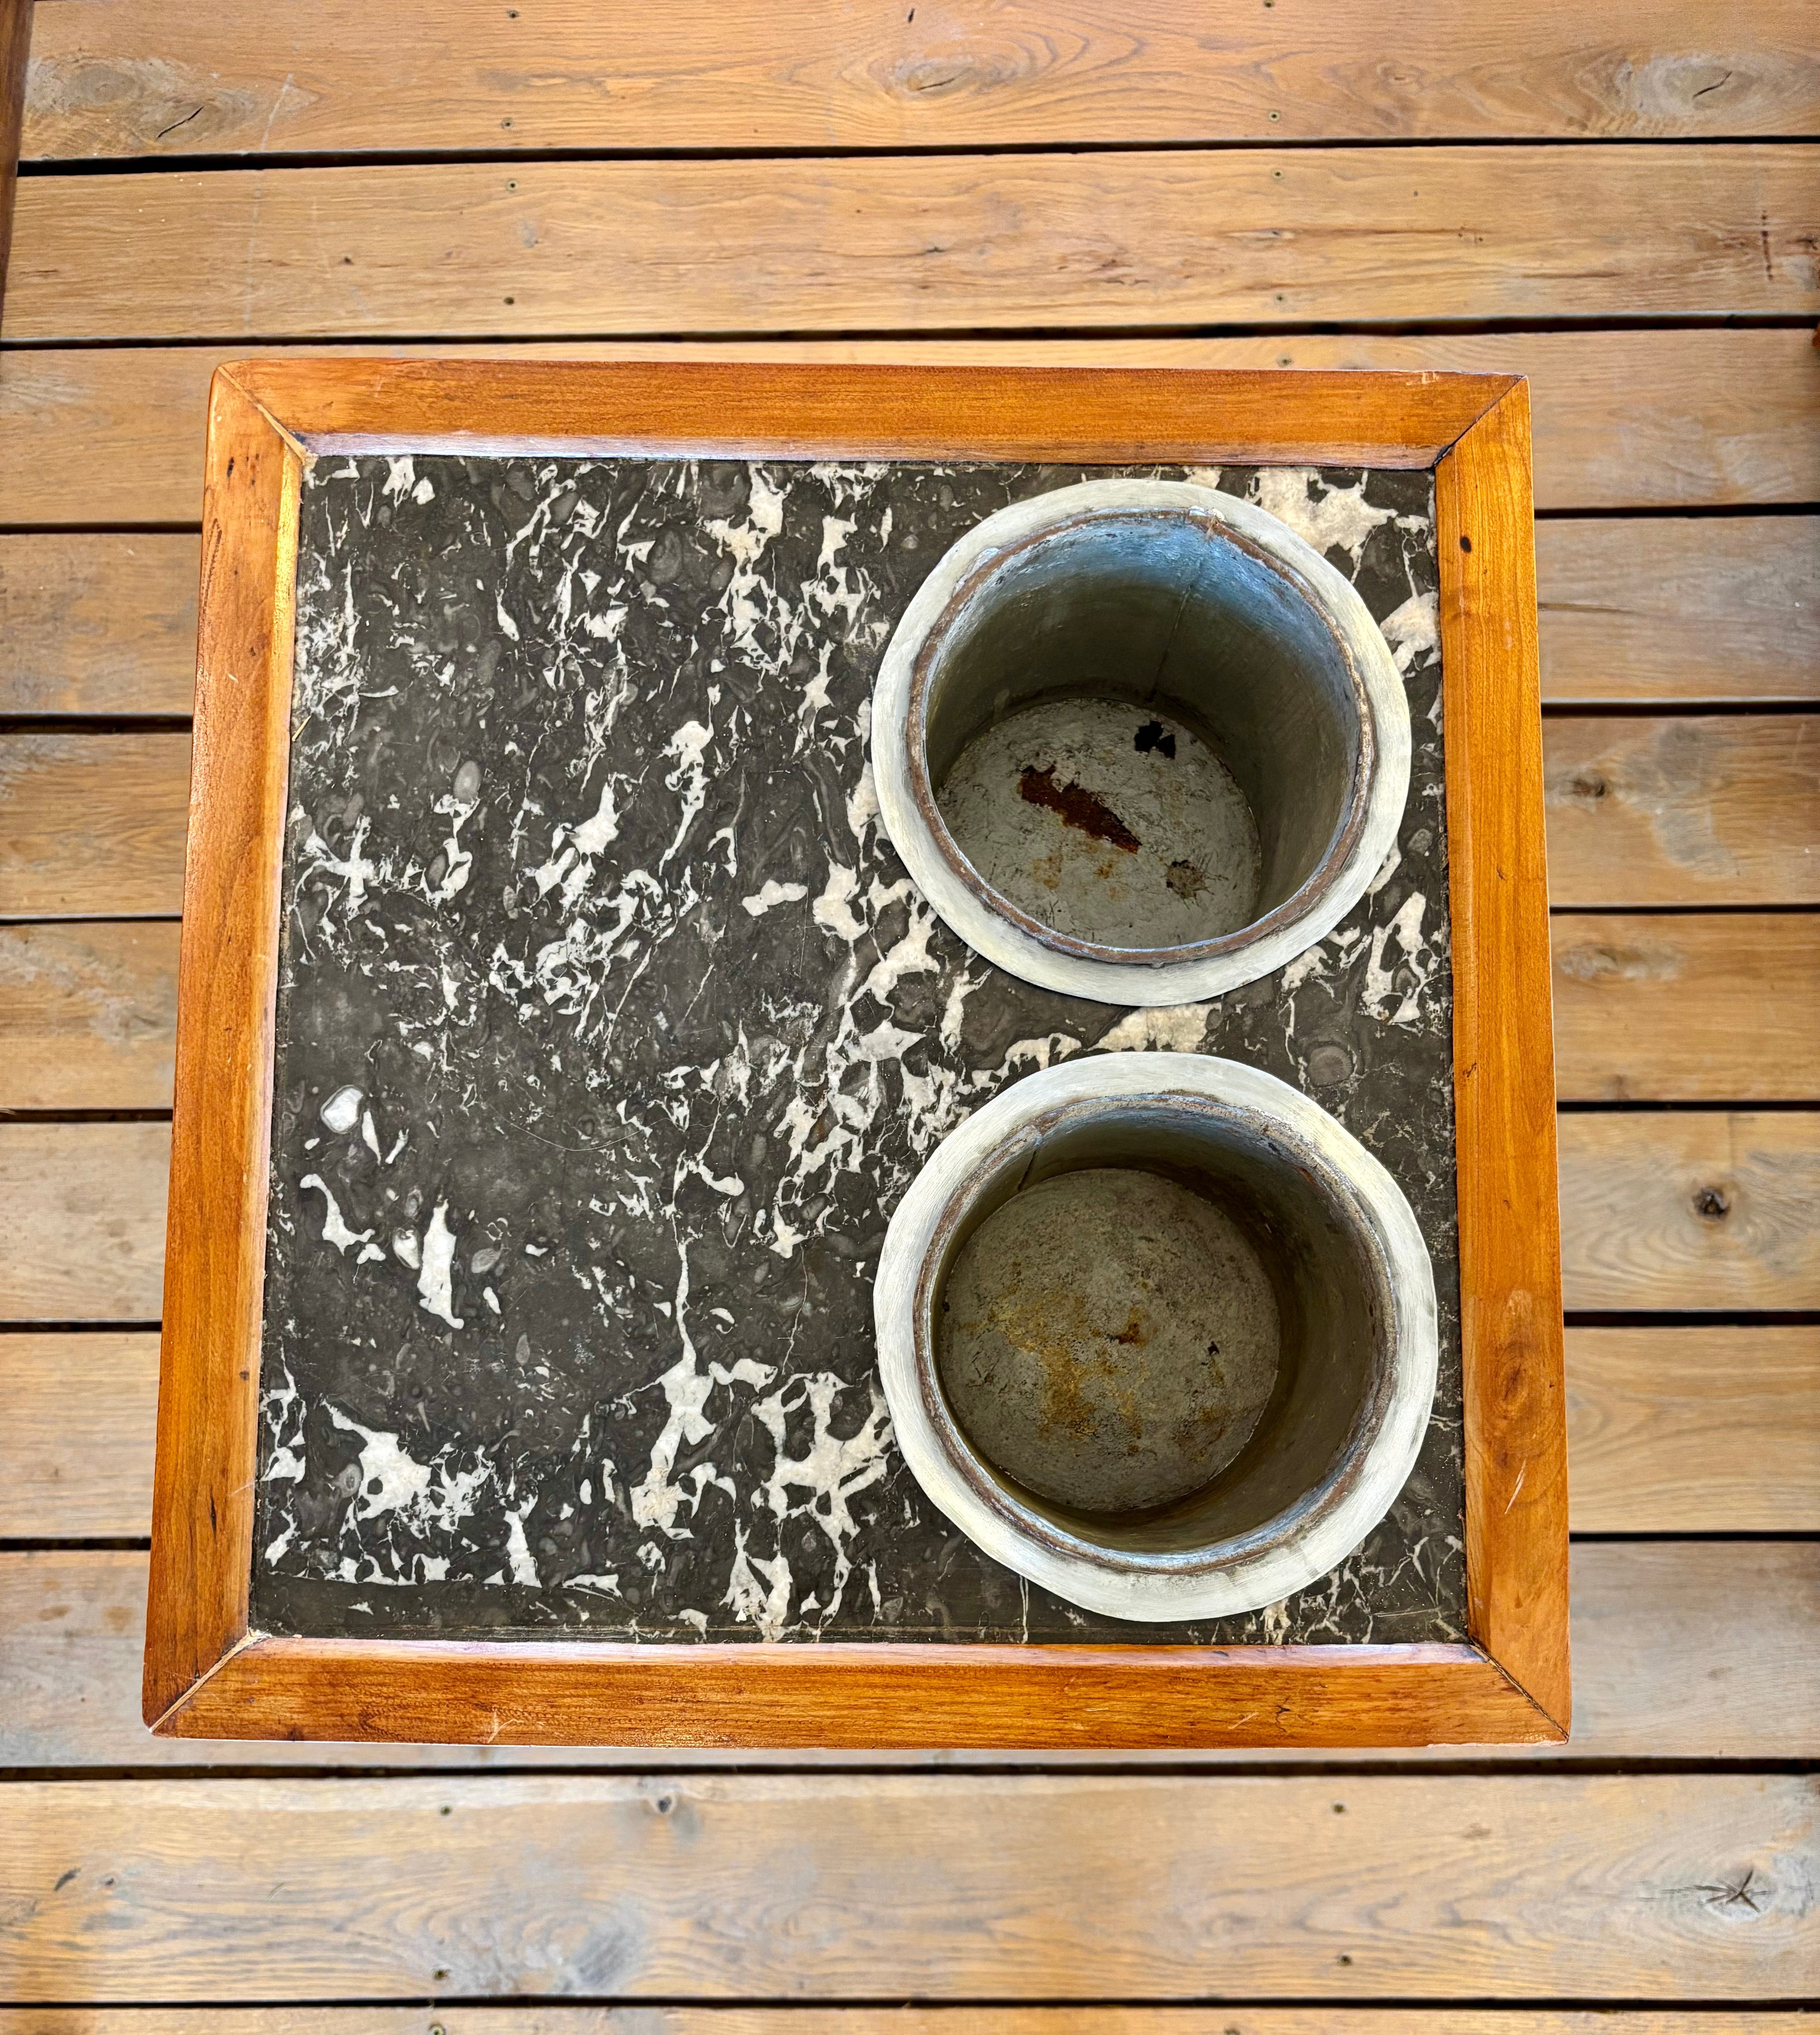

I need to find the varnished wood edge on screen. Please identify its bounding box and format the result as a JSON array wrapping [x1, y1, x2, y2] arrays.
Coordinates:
[[0, 0, 30, 325], [147, 360, 1564, 1747], [1436, 381, 1572, 1737], [143, 368, 302, 1726], [225, 357, 1520, 468], [154, 1634, 1556, 1749]]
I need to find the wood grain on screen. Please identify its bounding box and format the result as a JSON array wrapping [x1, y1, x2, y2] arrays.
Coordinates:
[[8, 521, 1810, 722], [1535, 517, 1820, 706], [3, 2015, 1817, 2035], [1558, 1111, 1820, 1312], [226, 353, 1507, 465], [0, 922, 181, 1110], [15, 1111, 1812, 1328], [9, 148, 1818, 343], [0, 1333, 159, 1538], [1435, 384, 1568, 1731], [2, 1772, 1813, 1998], [0, 1123, 169, 1322], [161, 1632, 1551, 1749], [1567, 1325, 1820, 1531], [7, 1542, 1812, 1769], [0, 533, 198, 718], [0, 733, 191, 918], [22, 0, 1820, 156], [17, 719, 1804, 925], [1544, 713, 1820, 907], [142, 369, 300, 1729], [1552, 913, 1820, 1101], [6, 331, 1818, 526]]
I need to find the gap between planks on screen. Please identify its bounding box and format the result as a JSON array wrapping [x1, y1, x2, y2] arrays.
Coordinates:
[[3, 2016, 1819, 2035]]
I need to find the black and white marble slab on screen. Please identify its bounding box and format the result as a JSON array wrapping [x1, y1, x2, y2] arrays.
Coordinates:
[[252, 452, 1463, 1647]]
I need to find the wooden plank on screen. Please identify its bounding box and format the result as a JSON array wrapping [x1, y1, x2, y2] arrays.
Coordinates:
[[7, 1541, 1812, 1770], [0, 928, 1804, 1132], [14, 1318, 1814, 1544], [0, 921, 181, 1110], [10, 719, 1809, 927], [6, 521, 1812, 723], [1535, 517, 1820, 707], [1544, 713, 1820, 907], [0, 1332, 158, 1537], [0, 1327, 1802, 1545], [0, 533, 198, 717], [7, 148, 1819, 344], [1567, 1325, 1820, 1531], [3, 2015, 1817, 2035], [1535, 1541, 1816, 1759], [23, 0, 1820, 157], [1558, 1111, 1820, 1313], [0, 1122, 168, 1322], [6, 331, 1818, 528], [1552, 914, 1820, 1101], [9, 1112, 1816, 1328], [32, 911, 1809, 1115], [2, 1771, 1813, 1998], [0, 732, 191, 918]]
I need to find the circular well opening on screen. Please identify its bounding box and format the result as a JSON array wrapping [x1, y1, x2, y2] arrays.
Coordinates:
[[874, 481, 1412, 1006], [918, 504, 1371, 959], [876, 1055, 1438, 1621], [924, 1105, 1397, 1559]]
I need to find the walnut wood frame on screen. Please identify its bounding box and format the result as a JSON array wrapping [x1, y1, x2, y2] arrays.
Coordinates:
[[145, 360, 1568, 1749]]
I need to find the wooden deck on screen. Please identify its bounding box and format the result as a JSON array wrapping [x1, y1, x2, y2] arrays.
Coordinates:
[[0, 0, 1816, 2021]]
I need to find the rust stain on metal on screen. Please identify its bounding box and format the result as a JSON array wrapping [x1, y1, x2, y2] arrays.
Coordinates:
[[1017, 762, 1141, 852]]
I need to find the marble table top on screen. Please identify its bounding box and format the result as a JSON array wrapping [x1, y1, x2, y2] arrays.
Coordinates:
[[252, 451, 1463, 1648]]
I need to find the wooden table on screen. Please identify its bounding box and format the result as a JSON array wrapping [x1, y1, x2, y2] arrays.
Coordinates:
[[0, 0, 1816, 2019]]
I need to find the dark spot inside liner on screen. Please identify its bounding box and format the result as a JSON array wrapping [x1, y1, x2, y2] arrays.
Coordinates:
[[1166, 858, 1207, 900], [1133, 719, 1176, 758], [1018, 764, 1140, 851]]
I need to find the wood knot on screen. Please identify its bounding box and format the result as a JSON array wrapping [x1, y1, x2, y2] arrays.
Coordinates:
[[1568, 770, 1609, 802], [1693, 1186, 1730, 1221]]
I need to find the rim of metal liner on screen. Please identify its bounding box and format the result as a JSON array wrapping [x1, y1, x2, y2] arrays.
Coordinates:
[[873, 1054, 1439, 1623], [871, 479, 1412, 1007]]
